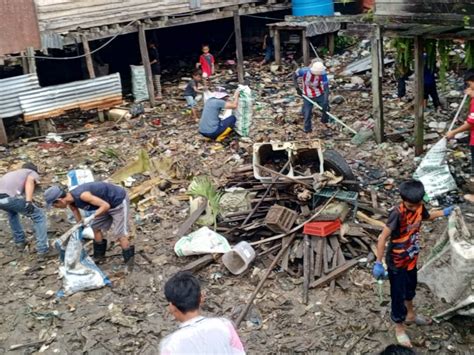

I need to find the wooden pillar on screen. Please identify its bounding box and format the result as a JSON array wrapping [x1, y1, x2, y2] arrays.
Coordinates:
[[26, 47, 36, 74], [233, 10, 244, 84], [273, 29, 281, 65], [302, 30, 310, 66], [21, 51, 28, 74], [81, 34, 96, 79], [138, 22, 156, 107], [328, 33, 335, 56], [0, 117, 7, 144], [414, 36, 425, 156], [371, 25, 384, 144]]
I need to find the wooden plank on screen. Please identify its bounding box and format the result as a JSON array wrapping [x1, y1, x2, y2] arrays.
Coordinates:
[[303, 235, 310, 304], [273, 29, 281, 65], [356, 211, 386, 228], [310, 237, 316, 280], [180, 254, 215, 273], [414, 35, 424, 156], [371, 25, 384, 143], [81, 34, 96, 79], [138, 22, 156, 108], [310, 258, 359, 289], [173, 197, 208, 239], [314, 237, 324, 277], [233, 11, 244, 84]]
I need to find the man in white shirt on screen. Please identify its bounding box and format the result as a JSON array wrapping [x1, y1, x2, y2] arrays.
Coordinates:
[[160, 272, 246, 355]]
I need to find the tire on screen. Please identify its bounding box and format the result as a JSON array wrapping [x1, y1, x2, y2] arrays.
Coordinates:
[[323, 149, 359, 191]]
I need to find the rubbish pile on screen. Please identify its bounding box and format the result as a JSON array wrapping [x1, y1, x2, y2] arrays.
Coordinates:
[[174, 140, 392, 304]]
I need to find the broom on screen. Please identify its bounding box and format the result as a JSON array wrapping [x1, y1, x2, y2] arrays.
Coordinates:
[[301, 94, 374, 144]]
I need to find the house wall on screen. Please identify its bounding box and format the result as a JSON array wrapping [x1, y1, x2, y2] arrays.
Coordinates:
[[0, 0, 41, 55]]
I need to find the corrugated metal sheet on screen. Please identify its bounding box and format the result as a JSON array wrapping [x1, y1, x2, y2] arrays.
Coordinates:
[[40, 32, 65, 50], [0, 74, 40, 119], [19, 73, 123, 122], [0, 0, 41, 55]]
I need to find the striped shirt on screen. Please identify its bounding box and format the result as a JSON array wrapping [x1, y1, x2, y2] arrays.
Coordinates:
[[295, 67, 328, 98]]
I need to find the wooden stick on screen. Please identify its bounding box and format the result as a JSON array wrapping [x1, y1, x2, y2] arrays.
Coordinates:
[[255, 164, 314, 189], [250, 192, 338, 246], [235, 232, 297, 328]]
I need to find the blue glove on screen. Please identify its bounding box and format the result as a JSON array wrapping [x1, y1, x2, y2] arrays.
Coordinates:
[[443, 206, 454, 217], [372, 261, 386, 280]]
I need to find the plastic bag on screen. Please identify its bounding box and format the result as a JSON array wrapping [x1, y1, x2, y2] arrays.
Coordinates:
[[234, 85, 253, 137], [174, 226, 231, 256], [55, 228, 111, 296], [413, 138, 457, 199], [131, 65, 149, 102], [67, 169, 94, 234]]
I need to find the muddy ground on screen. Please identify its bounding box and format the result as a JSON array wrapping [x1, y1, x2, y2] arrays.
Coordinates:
[[0, 57, 473, 354]]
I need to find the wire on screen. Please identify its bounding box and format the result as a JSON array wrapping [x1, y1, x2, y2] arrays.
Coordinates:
[[216, 31, 235, 56], [242, 14, 285, 21], [5, 19, 139, 61]]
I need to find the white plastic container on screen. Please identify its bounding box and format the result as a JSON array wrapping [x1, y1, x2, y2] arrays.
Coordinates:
[[222, 241, 256, 275]]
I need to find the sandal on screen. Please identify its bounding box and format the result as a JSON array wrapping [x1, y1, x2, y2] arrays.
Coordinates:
[[405, 314, 432, 326], [396, 331, 412, 348]]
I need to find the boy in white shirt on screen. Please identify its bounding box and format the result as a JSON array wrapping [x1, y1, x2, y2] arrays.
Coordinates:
[[160, 272, 245, 355]]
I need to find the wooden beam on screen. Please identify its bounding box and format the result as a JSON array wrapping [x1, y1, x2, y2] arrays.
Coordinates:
[[138, 23, 156, 107], [371, 25, 384, 143], [310, 258, 359, 289], [81, 34, 96, 79], [26, 47, 36, 74], [303, 234, 310, 304], [414, 35, 424, 156], [273, 29, 281, 65], [302, 30, 310, 66], [233, 10, 245, 84]]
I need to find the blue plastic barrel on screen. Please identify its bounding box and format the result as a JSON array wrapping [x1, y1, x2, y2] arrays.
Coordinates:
[[292, 0, 335, 16]]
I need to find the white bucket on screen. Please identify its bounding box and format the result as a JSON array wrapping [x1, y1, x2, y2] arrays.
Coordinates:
[[222, 241, 256, 275]]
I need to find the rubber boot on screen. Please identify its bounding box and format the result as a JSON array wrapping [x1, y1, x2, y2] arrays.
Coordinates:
[[122, 245, 135, 272], [93, 239, 107, 261]]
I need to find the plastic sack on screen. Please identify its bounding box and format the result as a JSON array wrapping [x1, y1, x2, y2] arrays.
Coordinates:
[[67, 169, 95, 229], [234, 85, 253, 137], [418, 208, 473, 304], [413, 138, 457, 199], [55, 227, 111, 296], [131, 65, 149, 102], [174, 226, 231, 256]]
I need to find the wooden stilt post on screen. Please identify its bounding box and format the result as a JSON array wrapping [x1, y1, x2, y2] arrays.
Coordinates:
[[371, 25, 384, 143], [26, 47, 36, 74], [138, 22, 156, 107], [0, 115, 7, 144], [233, 10, 245, 84], [81, 34, 96, 79], [274, 29, 281, 65], [21, 51, 28, 74], [302, 30, 310, 66], [328, 33, 335, 56], [414, 36, 425, 156]]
